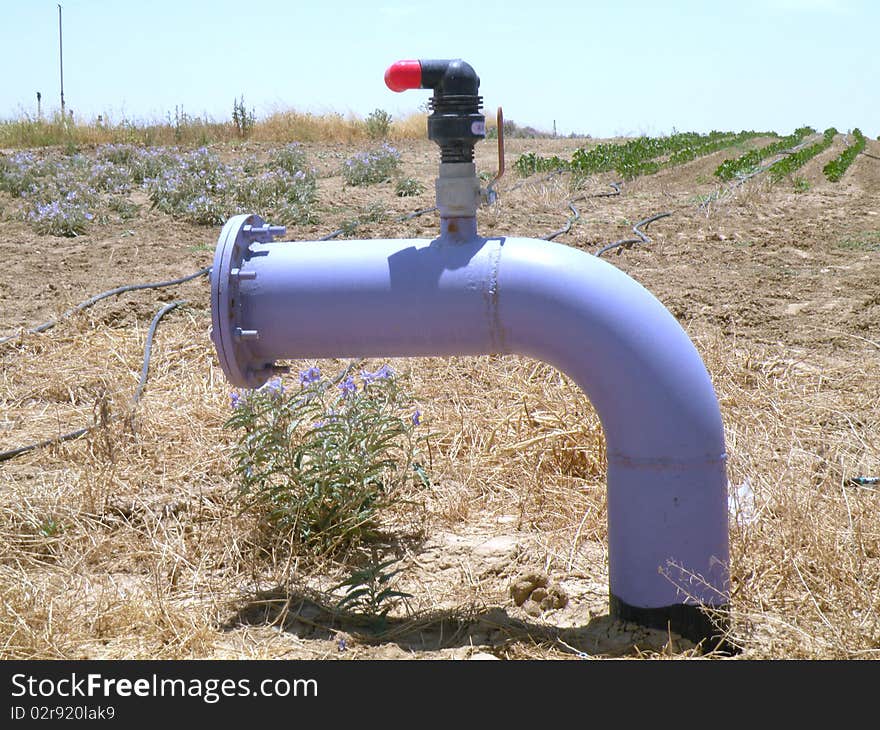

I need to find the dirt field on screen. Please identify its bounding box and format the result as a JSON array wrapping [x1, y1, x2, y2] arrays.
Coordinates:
[[1, 131, 879, 660]]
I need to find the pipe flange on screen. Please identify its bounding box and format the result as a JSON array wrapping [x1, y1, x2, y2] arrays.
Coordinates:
[[210, 213, 286, 388]]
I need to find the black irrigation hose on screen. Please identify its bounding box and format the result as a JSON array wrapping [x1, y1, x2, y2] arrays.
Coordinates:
[[131, 300, 185, 406], [595, 212, 672, 258], [542, 202, 581, 241], [846, 476, 879, 487], [0, 301, 185, 463], [581, 181, 623, 198], [0, 266, 210, 346], [534, 182, 623, 242]]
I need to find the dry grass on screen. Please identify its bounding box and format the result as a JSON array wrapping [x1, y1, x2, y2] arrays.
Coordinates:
[[0, 109, 431, 150], [2, 136, 880, 660], [4, 308, 878, 658]]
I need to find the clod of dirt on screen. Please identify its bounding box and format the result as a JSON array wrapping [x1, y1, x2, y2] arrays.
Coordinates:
[[522, 599, 543, 617], [509, 572, 569, 615], [530, 587, 548, 603], [540, 587, 568, 611], [509, 572, 548, 606]]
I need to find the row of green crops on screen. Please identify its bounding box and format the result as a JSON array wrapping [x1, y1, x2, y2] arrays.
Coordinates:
[[513, 152, 570, 177], [570, 130, 774, 180], [663, 130, 770, 169], [823, 129, 866, 182], [714, 126, 814, 181], [768, 127, 837, 182], [514, 130, 770, 181]]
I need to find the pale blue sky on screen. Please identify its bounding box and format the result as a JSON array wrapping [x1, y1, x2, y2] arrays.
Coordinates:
[[1, 0, 876, 138]]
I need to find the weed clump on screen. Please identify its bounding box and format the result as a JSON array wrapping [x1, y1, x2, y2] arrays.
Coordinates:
[[225, 364, 424, 554], [395, 177, 424, 197], [342, 144, 401, 186]]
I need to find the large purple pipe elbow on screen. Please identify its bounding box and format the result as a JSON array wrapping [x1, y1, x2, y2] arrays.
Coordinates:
[[211, 214, 730, 647]]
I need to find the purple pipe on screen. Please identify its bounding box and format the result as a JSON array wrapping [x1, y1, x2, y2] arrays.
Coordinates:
[[211, 213, 730, 648]]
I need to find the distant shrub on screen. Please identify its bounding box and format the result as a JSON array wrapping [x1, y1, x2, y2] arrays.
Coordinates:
[[232, 95, 256, 138], [271, 143, 312, 176], [147, 147, 234, 225], [25, 184, 96, 237], [365, 109, 392, 140], [486, 118, 554, 140], [342, 144, 401, 186], [236, 168, 317, 225]]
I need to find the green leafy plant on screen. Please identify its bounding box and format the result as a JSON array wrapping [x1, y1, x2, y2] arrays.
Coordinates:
[[38, 518, 63, 538], [334, 552, 412, 617], [395, 177, 424, 197], [225, 364, 424, 553], [513, 152, 569, 177], [836, 231, 880, 251], [365, 109, 392, 140], [108, 195, 140, 218], [792, 176, 810, 193]]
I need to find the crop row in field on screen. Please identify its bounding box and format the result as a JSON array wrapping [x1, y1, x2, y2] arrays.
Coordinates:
[[823, 128, 866, 182], [768, 127, 837, 181], [515, 130, 770, 181], [713, 127, 814, 181]]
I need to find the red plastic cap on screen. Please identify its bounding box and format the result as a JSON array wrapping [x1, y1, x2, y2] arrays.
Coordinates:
[[385, 60, 422, 92]]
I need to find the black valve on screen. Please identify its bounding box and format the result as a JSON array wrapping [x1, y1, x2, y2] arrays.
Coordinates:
[[385, 59, 485, 163]]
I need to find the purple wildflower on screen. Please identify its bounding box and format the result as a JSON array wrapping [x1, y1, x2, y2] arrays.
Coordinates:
[[338, 376, 357, 397], [230, 391, 244, 408], [261, 376, 284, 397], [299, 366, 321, 385], [412, 410, 421, 426], [361, 363, 393, 386]]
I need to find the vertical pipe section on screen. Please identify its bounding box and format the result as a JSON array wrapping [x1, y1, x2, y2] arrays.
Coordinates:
[[497, 240, 729, 644], [212, 216, 729, 646]]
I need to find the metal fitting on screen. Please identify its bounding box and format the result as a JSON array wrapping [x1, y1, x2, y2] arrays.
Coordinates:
[[436, 162, 480, 219]]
